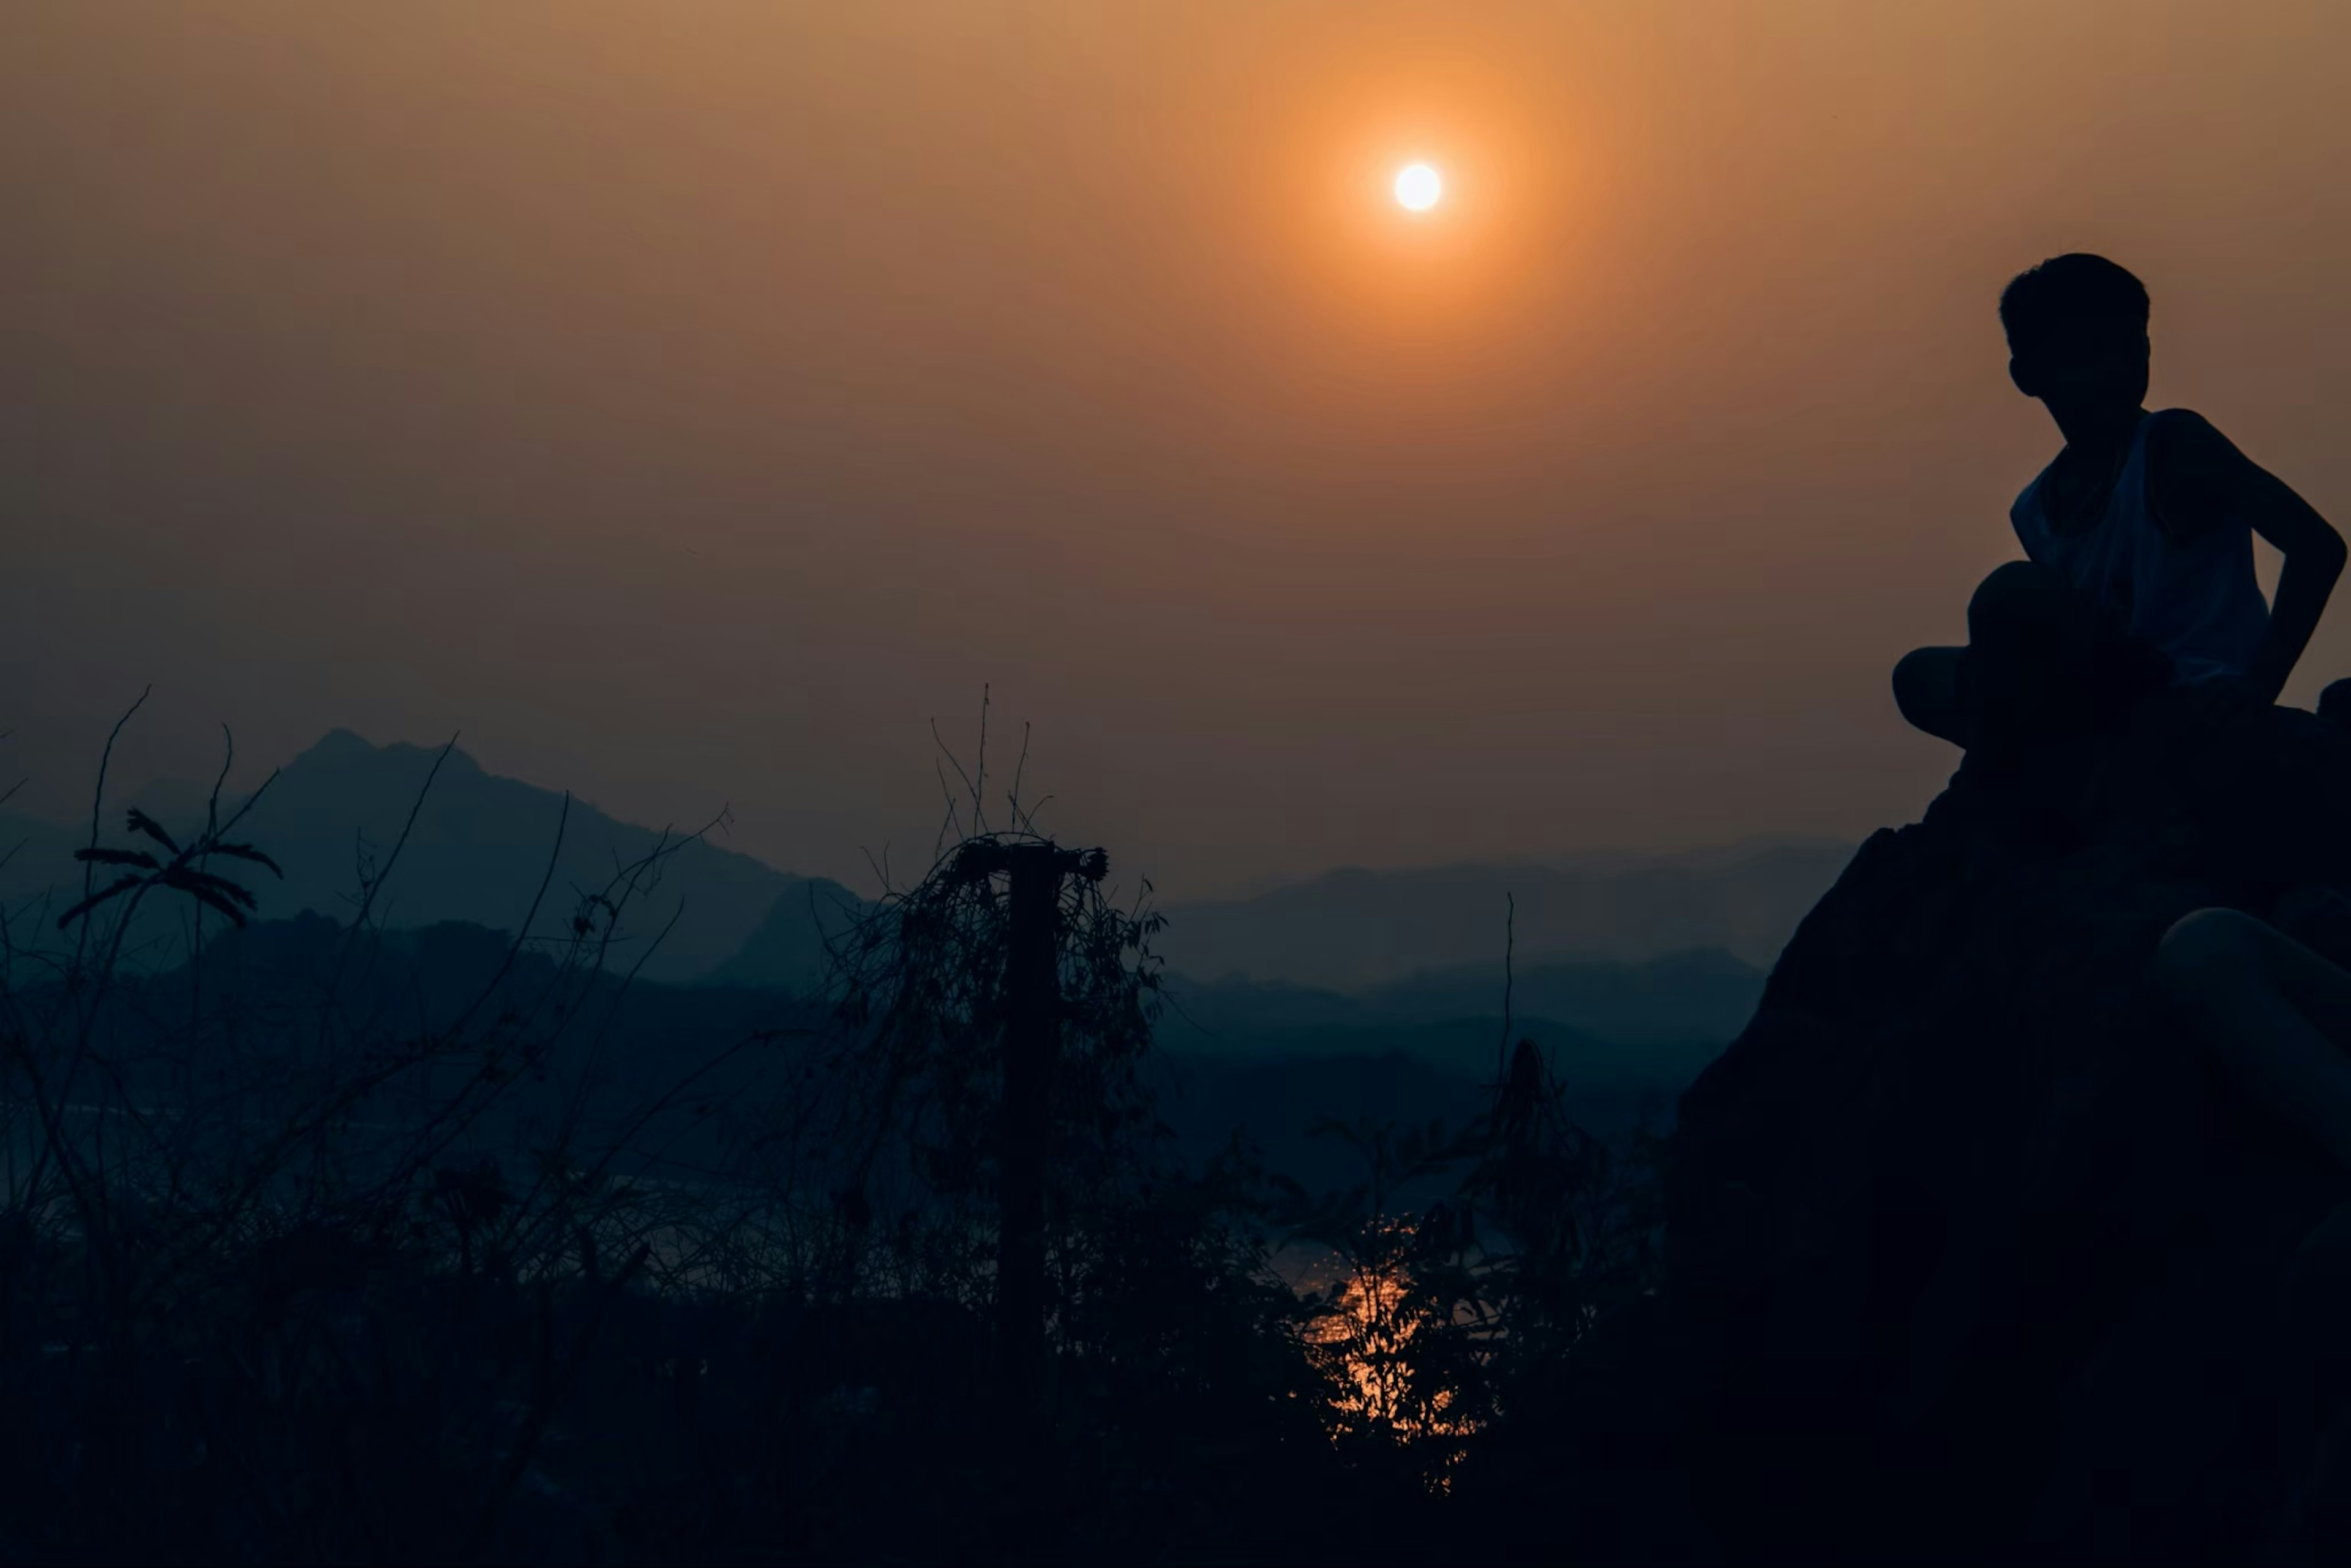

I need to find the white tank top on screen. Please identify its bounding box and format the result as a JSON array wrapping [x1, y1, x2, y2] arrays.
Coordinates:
[[2009, 410, 2271, 685]]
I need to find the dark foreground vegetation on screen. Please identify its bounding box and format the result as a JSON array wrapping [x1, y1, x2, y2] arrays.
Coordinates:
[[0, 724, 1668, 1564], [44, 685, 2351, 1562]]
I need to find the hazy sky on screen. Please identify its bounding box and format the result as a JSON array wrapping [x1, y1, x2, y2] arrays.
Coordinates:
[[9, 1, 2351, 897]]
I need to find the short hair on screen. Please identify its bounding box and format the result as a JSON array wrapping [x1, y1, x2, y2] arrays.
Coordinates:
[[1999, 253, 2149, 358]]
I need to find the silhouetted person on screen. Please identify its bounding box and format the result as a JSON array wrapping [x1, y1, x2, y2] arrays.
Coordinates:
[[1895, 254, 2345, 757], [1898, 260, 2351, 1255]]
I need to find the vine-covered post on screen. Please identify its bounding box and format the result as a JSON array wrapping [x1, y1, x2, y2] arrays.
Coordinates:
[[996, 840, 1108, 1405], [998, 842, 1059, 1402]]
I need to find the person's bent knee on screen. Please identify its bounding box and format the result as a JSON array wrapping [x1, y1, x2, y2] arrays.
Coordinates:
[[1968, 560, 2074, 627], [2156, 907, 2267, 1003], [1892, 647, 1936, 715], [1894, 645, 1967, 745]]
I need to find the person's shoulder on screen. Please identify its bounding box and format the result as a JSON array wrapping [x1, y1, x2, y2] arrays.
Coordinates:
[[2011, 452, 2059, 527], [2145, 407, 2243, 469], [2145, 408, 2247, 539]]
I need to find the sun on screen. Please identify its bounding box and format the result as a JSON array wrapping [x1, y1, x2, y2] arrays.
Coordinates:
[[1392, 162, 1442, 212]]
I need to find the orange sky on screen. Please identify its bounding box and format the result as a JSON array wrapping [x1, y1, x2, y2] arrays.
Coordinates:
[[8, 1, 2351, 896]]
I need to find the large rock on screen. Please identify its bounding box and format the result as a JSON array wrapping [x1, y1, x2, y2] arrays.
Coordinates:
[[1644, 686, 2351, 1561]]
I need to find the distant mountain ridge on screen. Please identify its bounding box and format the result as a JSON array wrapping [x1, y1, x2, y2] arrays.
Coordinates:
[[1160, 947, 1766, 1053], [0, 730, 858, 989], [0, 730, 1782, 1203], [1152, 839, 1853, 989], [1151, 948, 1763, 1190], [0, 728, 1847, 998]]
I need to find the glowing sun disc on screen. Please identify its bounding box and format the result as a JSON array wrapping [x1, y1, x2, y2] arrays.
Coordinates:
[[1393, 163, 1442, 212]]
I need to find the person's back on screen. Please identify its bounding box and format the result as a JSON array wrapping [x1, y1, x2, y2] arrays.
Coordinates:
[[2010, 407, 2270, 686]]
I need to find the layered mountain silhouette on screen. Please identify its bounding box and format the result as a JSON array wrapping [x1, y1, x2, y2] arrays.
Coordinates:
[[1159, 948, 1762, 1061], [0, 729, 1823, 1028], [1153, 839, 1853, 988], [0, 730, 860, 989], [1153, 950, 1757, 1191]]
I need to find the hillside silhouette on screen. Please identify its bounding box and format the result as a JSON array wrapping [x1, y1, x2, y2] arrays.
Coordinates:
[[1526, 686, 2351, 1561], [2, 729, 1822, 1003], [1156, 839, 1851, 987], [0, 729, 861, 987], [1162, 946, 1763, 1052]]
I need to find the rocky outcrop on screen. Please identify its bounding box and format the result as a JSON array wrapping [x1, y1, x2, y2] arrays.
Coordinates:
[[1609, 685, 2351, 1561]]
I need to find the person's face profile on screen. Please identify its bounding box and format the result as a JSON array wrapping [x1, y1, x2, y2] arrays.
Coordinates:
[[2010, 327, 2150, 410]]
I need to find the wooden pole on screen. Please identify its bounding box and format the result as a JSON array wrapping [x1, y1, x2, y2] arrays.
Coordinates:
[[998, 842, 1061, 1403]]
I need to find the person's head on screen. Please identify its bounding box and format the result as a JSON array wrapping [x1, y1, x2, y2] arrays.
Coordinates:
[[2000, 253, 2150, 415]]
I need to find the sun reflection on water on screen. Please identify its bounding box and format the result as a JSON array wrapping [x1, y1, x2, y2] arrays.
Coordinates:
[[1297, 1239, 1480, 1487]]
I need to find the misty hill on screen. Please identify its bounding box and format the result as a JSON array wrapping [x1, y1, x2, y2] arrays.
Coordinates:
[[1153, 838, 1853, 989], [0, 730, 1821, 1011], [55, 906, 1732, 1204], [1160, 948, 1763, 1060], [1152, 950, 1758, 1192], [0, 730, 860, 989]]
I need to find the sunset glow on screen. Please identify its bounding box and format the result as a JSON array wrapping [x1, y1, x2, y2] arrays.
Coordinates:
[[12, 2, 2351, 894], [15, 3, 2351, 1554], [1393, 162, 1442, 211]]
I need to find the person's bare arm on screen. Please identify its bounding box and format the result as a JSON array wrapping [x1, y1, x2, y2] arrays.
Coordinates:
[[2153, 411, 2346, 701]]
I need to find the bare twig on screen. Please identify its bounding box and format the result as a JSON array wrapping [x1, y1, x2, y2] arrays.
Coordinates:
[[1496, 892, 1515, 1090]]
